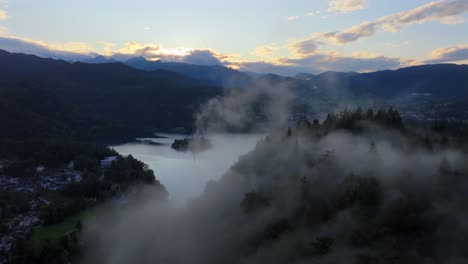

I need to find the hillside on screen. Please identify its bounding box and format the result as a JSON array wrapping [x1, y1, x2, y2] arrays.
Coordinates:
[[125, 57, 252, 88], [1, 49, 468, 144], [0, 50, 222, 143], [124, 56, 468, 120], [82, 109, 468, 264]]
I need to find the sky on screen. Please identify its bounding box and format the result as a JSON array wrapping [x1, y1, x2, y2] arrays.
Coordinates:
[[0, 0, 467, 75]]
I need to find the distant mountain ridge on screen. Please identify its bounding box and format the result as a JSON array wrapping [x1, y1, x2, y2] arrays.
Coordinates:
[[1, 49, 468, 131], [0, 49, 223, 142], [124, 58, 252, 88], [349, 64, 468, 99]]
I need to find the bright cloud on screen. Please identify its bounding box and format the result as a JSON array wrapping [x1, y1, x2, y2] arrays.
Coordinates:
[[0, 36, 94, 60], [0, 9, 8, 20], [295, 0, 468, 52], [0, 28, 94, 55], [377, 0, 468, 32], [254, 44, 278, 57], [0, 25, 8, 35], [0, 33, 425, 75], [427, 44, 468, 63], [0, 30, 237, 66], [328, 0, 367, 13], [117, 42, 161, 56]]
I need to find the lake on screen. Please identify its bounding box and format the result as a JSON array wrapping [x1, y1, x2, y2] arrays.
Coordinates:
[[112, 133, 263, 207]]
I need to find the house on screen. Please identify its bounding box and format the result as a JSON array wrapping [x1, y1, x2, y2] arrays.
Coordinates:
[[100, 156, 118, 168], [19, 215, 40, 228], [67, 161, 75, 170], [66, 173, 82, 183], [0, 236, 15, 253], [35, 165, 45, 173]]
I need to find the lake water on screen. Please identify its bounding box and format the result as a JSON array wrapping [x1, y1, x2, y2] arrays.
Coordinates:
[[112, 133, 263, 207]]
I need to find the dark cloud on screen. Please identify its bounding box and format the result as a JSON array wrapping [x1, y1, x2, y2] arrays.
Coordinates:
[[182, 49, 223, 65], [0, 9, 8, 20], [321, 21, 378, 44], [290, 39, 321, 56]]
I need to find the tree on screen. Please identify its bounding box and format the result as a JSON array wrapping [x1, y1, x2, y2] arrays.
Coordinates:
[[241, 191, 270, 214], [75, 220, 83, 232]]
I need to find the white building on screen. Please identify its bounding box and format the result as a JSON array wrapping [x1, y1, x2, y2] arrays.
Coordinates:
[[35, 165, 45, 173]]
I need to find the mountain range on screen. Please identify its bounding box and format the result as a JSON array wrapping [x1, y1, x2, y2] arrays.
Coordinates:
[[1, 49, 468, 144]]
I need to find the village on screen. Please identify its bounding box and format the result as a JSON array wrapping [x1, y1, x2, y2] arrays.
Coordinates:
[[0, 156, 117, 263]]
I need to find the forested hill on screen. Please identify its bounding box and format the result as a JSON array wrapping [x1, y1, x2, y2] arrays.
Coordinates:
[[125, 58, 253, 88], [125, 55, 468, 119], [0, 50, 222, 144], [1, 48, 468, 146], [81, 109, 468, 264], [124, 55, 468, 101], [348, 64, 468, 99]]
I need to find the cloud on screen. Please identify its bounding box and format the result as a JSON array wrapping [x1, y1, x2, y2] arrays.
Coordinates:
[[328, 0, 367, 13], [0, 9, 8, 20], [289, 39, 321, 56], [232, 51, 407, 75], [182, 49, 223, 65], [0, 32, 235, 67], [254, 45, 278, 57], [300, 0, 468, 48], [115, 42, 162, 58], [377, 0, 468, 32], [0, 36, 95, 60], [307, 10, 321, 17], [144, 26, 151, 31], [427, 44, 468, 63], [279, 52, 405, 73], [0, 25, 8, 35], [108, 43, 233, 66], [287, 16, 300, 21], [318, 21, 378, 44], [0, 33, 414, 75]]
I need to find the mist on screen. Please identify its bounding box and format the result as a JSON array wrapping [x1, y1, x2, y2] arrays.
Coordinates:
[[81, 114, 468, 263], [194, 79, 294, 134], [81, 74, 468, 264]]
